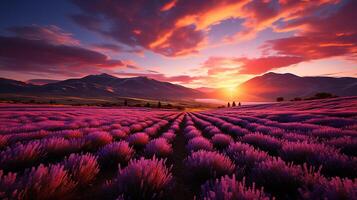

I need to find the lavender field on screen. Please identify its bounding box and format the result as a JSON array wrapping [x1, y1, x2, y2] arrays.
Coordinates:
[[0, 97, 356, 200]]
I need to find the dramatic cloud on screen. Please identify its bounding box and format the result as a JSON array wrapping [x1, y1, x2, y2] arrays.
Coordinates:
[[70, 0, 249, 57], [70, 0, 341, 57], [0, 25, 128, 77], [264, 0, 357, 61], [237, 56, 304, 74], [201, 0, 357, 76], [226, 0, 339, 41]]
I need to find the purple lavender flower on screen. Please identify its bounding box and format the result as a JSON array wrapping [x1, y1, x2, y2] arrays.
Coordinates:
[[161, 131, 176, 142], [127, 132, 149, 149], [20, 164, 76, 199], [200, 175, 270, 200], [145, 138, 173, 158], [63, 153, 99, 185], [85, 131, 113, 150], [212, 134, 233, 150], [115, 157, 173, 199], [98, 141, 134, 167], [186, 137, 213, 152], [0, 141, 44, 171], [242, 133, 282, 154], [251, 158, 303, 197], [300, 177, 357, 200], [184, 150, 235, 185]]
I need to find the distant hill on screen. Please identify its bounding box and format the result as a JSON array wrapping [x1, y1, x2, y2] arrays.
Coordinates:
[[27, 79, 60, 85], [0, 73, 203, 100], [237, 72, 357, 101]]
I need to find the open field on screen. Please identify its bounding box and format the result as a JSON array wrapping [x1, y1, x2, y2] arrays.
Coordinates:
[[0, 93, 220, 109], [0, 97, 356, 199]]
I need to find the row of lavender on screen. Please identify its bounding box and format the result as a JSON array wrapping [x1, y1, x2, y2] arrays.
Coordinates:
[[0, 107, 183, 199], [178, 108, 356, 199]]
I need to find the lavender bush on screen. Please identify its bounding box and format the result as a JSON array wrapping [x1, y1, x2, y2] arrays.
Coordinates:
[[200, 175, 270, 200], [20, 164, 76, 199], [63, 153, 99, 185], [242, 133, 282, 154], [251, 158, 303, 197], [211, 134, 233, 150], [127, 132, 149, 149], [184, 150, 235, 186], [0, 141, 45, 171], [98, 141, 134, 168], [145, 138, 173, 158], [114, 157, 173, 199], [186, 137, 214, 152]]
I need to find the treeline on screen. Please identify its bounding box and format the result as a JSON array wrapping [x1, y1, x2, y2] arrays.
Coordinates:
[[276, 92, 338, 102]]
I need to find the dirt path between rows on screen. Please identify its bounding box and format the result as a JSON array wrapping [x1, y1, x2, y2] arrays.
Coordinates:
[[170, 116, 193, 200]]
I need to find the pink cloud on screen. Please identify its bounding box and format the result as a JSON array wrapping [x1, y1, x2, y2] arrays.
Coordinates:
[[264, 0, 357, 61], [202, 56, 303, 75], [0, 25, 130, 77], [237, 56, 304, 74]]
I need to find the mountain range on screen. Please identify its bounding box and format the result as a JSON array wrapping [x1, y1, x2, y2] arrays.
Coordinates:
[[0, 73, 203, 100], [236, 72, 357, 101], [0, 72, 356, 102]]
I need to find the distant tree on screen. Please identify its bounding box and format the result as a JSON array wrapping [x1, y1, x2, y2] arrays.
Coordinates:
[[145, 102, 150, 107], [227, 102, 231, 107], [238, 102, 241, 106], [124, 99, 128, 106], [305, 92, 337, 100], [313, 92, 336, 99], [158, 101, 162, 108], [176, 106, 185, 110], [276, 97, 284, 102], [232, 101, 236, 107], [291, 97, 302, 101]]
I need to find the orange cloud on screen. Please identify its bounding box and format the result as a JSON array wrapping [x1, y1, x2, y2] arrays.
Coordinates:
[[160, 0, 178, 12]]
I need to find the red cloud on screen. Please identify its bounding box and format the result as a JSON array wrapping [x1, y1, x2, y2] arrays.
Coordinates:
[[70, 0, 344, 57], [70, 0, 250, 57], [264, 0, 357, 61], [237, 56, 304, 74], [202, 56, 303, 75], [210, 0, 357, 76]]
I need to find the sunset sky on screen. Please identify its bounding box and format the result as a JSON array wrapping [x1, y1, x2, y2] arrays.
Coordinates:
[[1, 0, 357, 89]]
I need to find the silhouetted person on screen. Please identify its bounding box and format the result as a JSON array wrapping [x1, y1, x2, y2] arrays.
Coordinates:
[[124, 99, 128, 106], [158, 101, 161, 108], [146, 102, 150, 107], [232, 101, 236, 107], [227, 102, 230, 107], [238, 102, 241, 106]]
